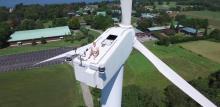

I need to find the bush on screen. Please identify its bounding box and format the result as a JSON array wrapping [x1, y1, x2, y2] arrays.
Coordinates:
[[209, 29, 220, 41], [31, 40, 37, 46], [40, 37, 47, 44], [163, 29, 176, 36], [68, 17, 80, 30], [155, 32, 210, 46], [165, 70, 220, 107], [91, 15, 113, 30]]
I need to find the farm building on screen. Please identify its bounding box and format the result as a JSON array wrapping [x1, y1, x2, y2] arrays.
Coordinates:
[[180, 27, 197, 36], [96, 11, 107, 16], [147, 25, 184, 32], [141, 13, 157, 19], [8, 26, 71, 46]]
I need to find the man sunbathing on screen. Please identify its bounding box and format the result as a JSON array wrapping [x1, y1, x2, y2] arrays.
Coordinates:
[[88, 42, 99, 60]]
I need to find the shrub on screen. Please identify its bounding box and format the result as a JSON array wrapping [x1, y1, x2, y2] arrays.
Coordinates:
[[209, 29, 220, 41], [31, 40, 37, 46], [40, 37, 47, 44]]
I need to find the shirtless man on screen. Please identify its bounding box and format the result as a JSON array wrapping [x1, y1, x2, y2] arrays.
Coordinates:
[[88, 42, 99, 60]]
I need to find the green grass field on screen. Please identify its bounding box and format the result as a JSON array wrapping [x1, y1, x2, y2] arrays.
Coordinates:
[[154, 2, 176, 10], [0, 64, 84, 107], [123, 41, 220, 106], [0, 40, 77, 56], [180, 40, 220, 64], [181, 11, 220, 29], [125, 41, 220, 90], [0, 41, 220, 107]]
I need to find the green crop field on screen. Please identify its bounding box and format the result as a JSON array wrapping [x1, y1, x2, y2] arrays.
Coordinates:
[[0, 41, 220, 107], [181, 11, 220, 29], [180, 40, 220, 64]]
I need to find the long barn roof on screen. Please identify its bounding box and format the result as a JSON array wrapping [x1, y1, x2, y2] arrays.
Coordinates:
[[8, 26, 71, 42]]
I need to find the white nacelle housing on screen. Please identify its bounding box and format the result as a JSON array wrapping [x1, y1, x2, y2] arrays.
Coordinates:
[[72, 27, 135, 89]]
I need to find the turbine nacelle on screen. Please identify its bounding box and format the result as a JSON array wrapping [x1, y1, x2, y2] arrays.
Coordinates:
[[72, 27, 135, 89]]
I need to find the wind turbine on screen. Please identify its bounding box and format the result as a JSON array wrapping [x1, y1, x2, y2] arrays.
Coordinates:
[[38, 0, 217, 107]]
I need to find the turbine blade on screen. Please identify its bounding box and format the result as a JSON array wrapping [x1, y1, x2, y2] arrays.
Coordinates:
[[36, 44, 91, 65], [133, 40, 216, 107], [35, 50, 75, 65]]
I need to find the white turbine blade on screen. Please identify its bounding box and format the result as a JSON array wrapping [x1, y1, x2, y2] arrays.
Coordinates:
[[36, 44, 91, 65], [133, 40, 216, 107], [35, 50, 75, 65], [120, 0, 132, 27]]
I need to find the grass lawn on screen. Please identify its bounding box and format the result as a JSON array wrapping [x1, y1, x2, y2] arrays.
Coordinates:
[[124, 41, 220, 106], [0, 40, 78, 56], [154, 2, 176, 10], [181, 11, 220, 29], [0, 64, 84, 107], [0, 41, 219, 107], [125, 41, 220, 90], [180, 40, 220, 64]]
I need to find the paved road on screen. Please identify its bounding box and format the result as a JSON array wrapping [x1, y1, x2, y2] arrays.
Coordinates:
[[0, 47, 73, 72], [80, 82, 94, 107]]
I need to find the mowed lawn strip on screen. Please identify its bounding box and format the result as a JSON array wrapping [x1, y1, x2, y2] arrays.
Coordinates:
[[0, 64, 84, 107], [180, 40, 220, 64]]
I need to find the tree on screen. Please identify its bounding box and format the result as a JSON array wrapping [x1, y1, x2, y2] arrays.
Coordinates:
[[165, 84, 200, 107], [155, 12, 171, 25], [166, 1, 170, 5], [84, 15, 94, 25], [53, 18, 67, 27], [137, 18, 153, 31], [18, 19, 37, 30], [165, 71, 220, 107], [210, 29, 220, 41], [170, 21, 175, 30], [0, 22, 12, 48], [68, 17, 80, 30], [91, 15, 113, 30], [200, 19, 209, 36], [175, 15, 186, 23], [0, 7, 9, 22]]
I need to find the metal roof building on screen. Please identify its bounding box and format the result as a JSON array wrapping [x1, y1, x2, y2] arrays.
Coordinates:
[[181, 27, 197, 34], [9, 26, 71, 42]]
